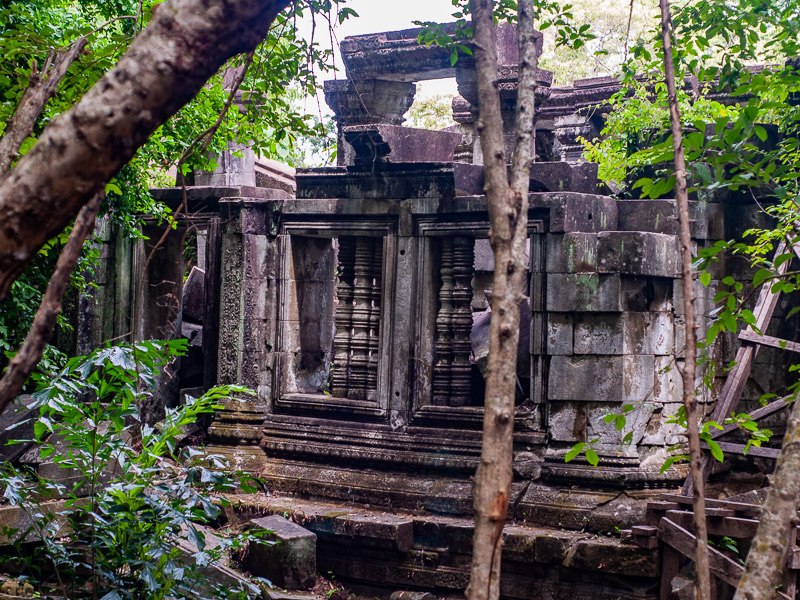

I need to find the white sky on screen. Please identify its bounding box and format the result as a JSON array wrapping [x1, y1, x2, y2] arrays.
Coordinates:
[[296, 0, 461, 113]]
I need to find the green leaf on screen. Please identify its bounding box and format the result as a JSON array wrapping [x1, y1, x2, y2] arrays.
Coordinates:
[[585, 449, 599, 466], [707, 439, 724, 463], [700, 272, 711, 287], [565, 443, 585, 463]]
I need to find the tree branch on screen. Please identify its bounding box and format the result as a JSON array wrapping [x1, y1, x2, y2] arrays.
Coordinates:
[[658, 2, 711, 600], [0, 0, 292, 301], [0, 37, 89, 176], [0, 192, 104, 413]]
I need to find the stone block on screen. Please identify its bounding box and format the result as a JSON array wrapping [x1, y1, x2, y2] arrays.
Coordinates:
[[587, 400, 654, 456], [549, 355, 655, 404], [529, 161, 599, 195], [182, 266, 206, 324], [549, 356, 622, 402], [545, 233, 598, 273], [546, 313, 573, 355], [243, 516, 317, 590], [564, 539, 658, 577], [546, 273, 622, 312], [597, 231, 679, 277], [573, 314, 624, 355], [533, 534, 571, 563], [548, 401, 585, 442], [616, 199, 722, 240], [542, 192, 618, 233], [343, 124, 462, 165]]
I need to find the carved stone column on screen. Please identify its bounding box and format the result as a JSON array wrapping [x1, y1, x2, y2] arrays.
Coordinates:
[[433, 239, 455, 406], [331, 236, 356, 397], [450, 236, 475, 406], [324, 79, 416, 166]]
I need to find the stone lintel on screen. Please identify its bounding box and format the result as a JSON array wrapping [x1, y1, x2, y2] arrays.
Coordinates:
[[343, 124, 462, 165]]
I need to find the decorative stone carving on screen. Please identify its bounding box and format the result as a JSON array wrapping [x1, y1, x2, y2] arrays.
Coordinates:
[[348, 236, 382, 400], [433, 236, 475, 407], [331, 236, 356, 397]]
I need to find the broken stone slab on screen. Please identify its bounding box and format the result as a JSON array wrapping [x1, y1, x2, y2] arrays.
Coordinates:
[[243, 515, 317, 590], [597, 231, 680, 277], [343, 124, 462, 166], [0, 395, 35, 463], [0, 500, 73, 546]]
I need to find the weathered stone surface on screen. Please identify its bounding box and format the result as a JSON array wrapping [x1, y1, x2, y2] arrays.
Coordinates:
[[534, 192, 618, 233], [549, 355, 654, 404], [573, 313, 674, 356], [597, 231, 679, 277], [244, 516, 317, 590], [564, 539, 659, 577], [546, 313, 573, 355], [324, 79, 416, 125], [343, 124, 462, 166], [546, 273, 622, 312], [529, 161, 598, 194], [616, 199, 723, 240], [390, 591, 437, 600], [546, 233, 598, 273]]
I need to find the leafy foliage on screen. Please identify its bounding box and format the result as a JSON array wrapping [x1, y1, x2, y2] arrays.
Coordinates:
[[1, 340, 266, 599]]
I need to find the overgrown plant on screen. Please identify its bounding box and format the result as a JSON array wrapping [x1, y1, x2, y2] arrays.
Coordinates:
[[0, 340, 265, 600]]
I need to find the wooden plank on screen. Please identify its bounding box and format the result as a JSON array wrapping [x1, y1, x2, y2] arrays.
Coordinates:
[[658, 518, 745, 587], [710, 397, 791, 440], [632, 525, 658, 536], [683, 242, 791, 494], [701, 440, 780, 459], [661, 545, 682, 600], [739, 329, 800, 354], [665, 510, 760, 538], [659, 494, 762, 516]]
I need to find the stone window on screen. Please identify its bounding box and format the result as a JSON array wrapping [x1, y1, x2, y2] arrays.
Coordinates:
[[274, 222, 396, 418]]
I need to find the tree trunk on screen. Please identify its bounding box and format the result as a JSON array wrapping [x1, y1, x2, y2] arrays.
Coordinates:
[[735, 392, 800, 600], [466, 2, 537, 600], [657, 2, 711, 600], [0, 0, 291, 301]]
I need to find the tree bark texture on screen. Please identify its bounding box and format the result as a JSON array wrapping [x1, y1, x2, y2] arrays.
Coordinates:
[[0, 193, 103, 413], [466, 2, 537, 600], [0, 0, 291, 301], [0, 37, 89, 176], [735, 394, 800, 600], [658, 2, 711, 600]]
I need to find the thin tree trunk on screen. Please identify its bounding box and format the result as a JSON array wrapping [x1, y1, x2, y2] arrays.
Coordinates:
[[0, 0, 291, 301], [466, 2, 537, 600], [0, 192, 103, 412], [658, 2, 711, 600], [735, 391, 800, 600], [0, 37, 89, 176]]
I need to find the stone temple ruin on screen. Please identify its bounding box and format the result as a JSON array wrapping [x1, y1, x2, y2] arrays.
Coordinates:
[[66, 22, 798, 600]]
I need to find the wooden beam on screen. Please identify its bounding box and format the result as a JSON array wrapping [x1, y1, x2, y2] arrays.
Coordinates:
[[739, 329, 800, 354], [710, 397, 792, 440], [665, 509, 760, 538], [658, 518, 745, 587], [701, 440, 780, 459], [658, 494, 762, 517]]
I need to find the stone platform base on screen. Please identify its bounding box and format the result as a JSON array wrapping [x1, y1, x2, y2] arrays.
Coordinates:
[[224, 495, 660, 600]]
